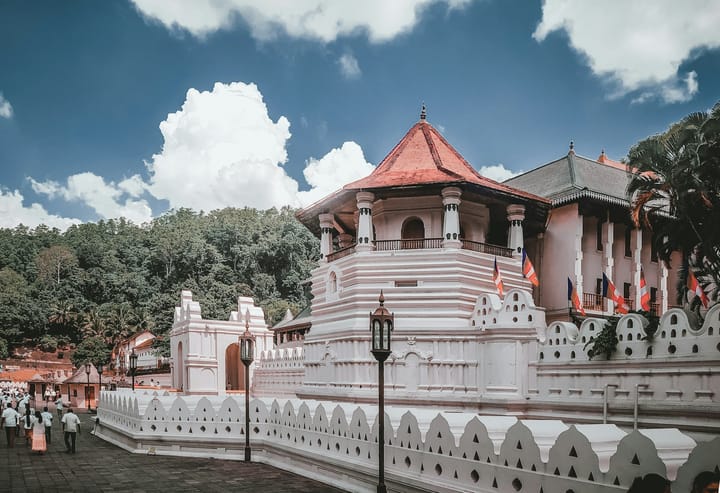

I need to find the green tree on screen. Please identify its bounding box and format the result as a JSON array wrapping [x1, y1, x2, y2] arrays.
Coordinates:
[[627, 102, 720, 277], [71, 335, 111, 368]]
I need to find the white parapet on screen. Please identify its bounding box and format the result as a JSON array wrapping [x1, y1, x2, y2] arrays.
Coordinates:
[[95, 391, 720, 493]]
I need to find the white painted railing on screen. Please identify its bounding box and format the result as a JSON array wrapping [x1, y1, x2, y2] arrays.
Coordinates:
[[96, 391, 720, 493]]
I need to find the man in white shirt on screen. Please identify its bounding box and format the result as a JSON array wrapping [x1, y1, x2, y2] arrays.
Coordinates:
[[41, 406, 54, 445], [1, 403, 21, 448], [61, 408, 81, 453], [54, 396, 63, 418]]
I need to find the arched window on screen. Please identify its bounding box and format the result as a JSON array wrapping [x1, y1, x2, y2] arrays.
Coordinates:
[[401, 218, 425, 249], [328, 271, 337, 293]]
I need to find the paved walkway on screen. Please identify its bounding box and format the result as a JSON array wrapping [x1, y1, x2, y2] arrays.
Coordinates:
[[0, 413, 346, 492]]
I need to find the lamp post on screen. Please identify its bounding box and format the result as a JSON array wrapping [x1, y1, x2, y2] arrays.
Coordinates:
[[369, 291, 394, 493], [97, 363, 103, 398], [239, 309, 256, 463], [129, 349, 138, 392], [84, 363, 91, 411]]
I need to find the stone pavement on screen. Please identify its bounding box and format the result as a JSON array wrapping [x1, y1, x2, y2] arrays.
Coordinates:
[[0, 412, 346, 493]]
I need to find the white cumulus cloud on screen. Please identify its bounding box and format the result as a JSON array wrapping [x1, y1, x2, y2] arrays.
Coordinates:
[[131, 0, 472, 42], [338, 53, 361, 79], [30, 172, 153, 225], [146, 81, 373, 211], [533, 0, 720, 103], [13, 81, 374, 228], [0, 93, 13, 119], [145, 81, 300, 211], [0, 189, 81, 230], [298, 142, 374, 206], [479, 164, 521, 182]]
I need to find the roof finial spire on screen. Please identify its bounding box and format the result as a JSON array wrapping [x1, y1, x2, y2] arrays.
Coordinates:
[[569, 140, 575, 154], [420, 103, 426, 121]]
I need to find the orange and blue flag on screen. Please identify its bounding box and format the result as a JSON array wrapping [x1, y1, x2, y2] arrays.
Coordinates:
[[521, 248, 539, 287], [567, 277, 586, 316], [493, 257, 504, 297]]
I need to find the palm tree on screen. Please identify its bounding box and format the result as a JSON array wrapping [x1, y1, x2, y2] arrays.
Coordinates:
[[627, 103, 720, 306]]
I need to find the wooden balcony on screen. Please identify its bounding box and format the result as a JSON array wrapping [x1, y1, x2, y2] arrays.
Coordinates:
[[583, 292, 604, 312], [325, 238, 513, 262]]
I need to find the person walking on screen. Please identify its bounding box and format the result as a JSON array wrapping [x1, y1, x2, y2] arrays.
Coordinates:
[[61, 408, 81, 453], [54, 396, 63, 418], [31, 410, 46, 454], [41, 406, 53, 445], [22, 406, 33, 446], [1, 402, 21, 448]]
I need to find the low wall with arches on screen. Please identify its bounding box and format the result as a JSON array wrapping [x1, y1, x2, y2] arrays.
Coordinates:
[[253, 347, 305, 397], [95, 390, 720, 493], [534, 305, 720, 431]]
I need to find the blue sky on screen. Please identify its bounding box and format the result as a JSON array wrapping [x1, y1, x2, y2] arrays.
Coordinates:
[[1, 0, 719, 228]]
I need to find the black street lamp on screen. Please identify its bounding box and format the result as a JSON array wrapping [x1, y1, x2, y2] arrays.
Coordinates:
[[239, 309, 256, 463], [129, 349, 138, 392], [369, 291, 394, 493], [84, 363, 91, 411]]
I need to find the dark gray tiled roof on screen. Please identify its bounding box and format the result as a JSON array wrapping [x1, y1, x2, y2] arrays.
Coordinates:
[[506, 153, 631, 206]]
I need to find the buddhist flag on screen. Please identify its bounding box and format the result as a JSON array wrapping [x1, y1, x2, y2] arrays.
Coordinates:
[[493, 257, 504, 297], [687, 271, 709, 308], [567, 278, 585, 316], [639, 268, 651, 311], [521, 248, 539, 287], [602, 273, 629, 314]]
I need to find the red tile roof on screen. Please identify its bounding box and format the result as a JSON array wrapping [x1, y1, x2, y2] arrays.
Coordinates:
[[343, 120, 547, 203], [597, 150, 627, 171]]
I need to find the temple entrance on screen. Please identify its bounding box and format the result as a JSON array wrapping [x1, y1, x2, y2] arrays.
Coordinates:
[[225, 343, 246, 391]]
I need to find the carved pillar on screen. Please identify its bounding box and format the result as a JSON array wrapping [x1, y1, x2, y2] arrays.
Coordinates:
[[355, 192, 375, 253], [632, 227, 643, 307], [602, 214, 615, 312], [506, 204, 526, 255], [574, 210, 584, 299], [319, 213, 334, 262], [441, 187, 462, 248]]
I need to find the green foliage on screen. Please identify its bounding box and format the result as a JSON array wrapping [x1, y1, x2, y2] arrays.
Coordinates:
[[71, 336, 111, 367], [38, 334, 58, 352], [627, 102, 720, 281], [0, 338, 8, 359], [584, 316, 619, 360], [0, 207, 318, 351]]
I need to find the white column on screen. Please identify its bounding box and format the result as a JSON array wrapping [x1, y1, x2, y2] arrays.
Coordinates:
[[441, 186, 462, 248], [319, 213, 334, 262], [660, 263, 669, 314], [355, 192, 375, 253], [632, 228, 643, 307], [574, 211, 584, 299], [506, 204, 526, 255], [602, 216, 615, 312]]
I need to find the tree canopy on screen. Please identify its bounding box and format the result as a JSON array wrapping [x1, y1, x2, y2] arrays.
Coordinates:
[[627, 102, 720, 308], [0, 207, 319, 361]]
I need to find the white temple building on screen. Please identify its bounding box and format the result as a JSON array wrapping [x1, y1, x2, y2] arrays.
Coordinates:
[[95, 110, 720, 493]]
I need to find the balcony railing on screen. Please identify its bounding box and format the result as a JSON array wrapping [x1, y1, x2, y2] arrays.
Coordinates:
[[325, 244, 356, 262], [374, 238, 443, 251], [325, 238, 514, 262], [582, 293, 636, 312], [583, 292, 604, 311], [461, 240, 514, 258]]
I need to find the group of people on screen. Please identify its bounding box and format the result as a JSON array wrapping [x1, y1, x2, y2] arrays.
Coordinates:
[[1, 397, 82, 454], [628, 472, 720, 493]]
